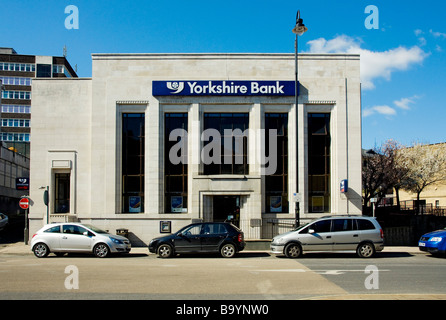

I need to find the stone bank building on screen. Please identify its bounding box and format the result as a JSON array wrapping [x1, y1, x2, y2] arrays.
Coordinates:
[[29, 53, 362, 245]]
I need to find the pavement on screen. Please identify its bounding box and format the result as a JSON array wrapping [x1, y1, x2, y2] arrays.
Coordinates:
[[0, 241, 425, 256]]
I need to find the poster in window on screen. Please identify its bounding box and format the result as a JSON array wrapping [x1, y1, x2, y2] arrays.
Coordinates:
[[270, 196, 282, 212], [171, 196, 183, 213], [129, 196, 141, 213], [312, 196, 324, 213]]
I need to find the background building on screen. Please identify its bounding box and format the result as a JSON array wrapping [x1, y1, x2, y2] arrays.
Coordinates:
[[29, 53, 362, 245], [0, 47, 78, 157]]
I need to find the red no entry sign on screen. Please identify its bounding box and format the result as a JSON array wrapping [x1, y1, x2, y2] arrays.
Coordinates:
[[19, 198, 29, 210]]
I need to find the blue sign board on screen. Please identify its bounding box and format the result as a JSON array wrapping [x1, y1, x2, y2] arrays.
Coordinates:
[[340, 179, 348, 193], [153, 80, 296, 96]]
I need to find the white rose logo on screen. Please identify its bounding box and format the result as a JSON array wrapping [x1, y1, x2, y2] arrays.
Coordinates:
[[166, 82, 185, 94]]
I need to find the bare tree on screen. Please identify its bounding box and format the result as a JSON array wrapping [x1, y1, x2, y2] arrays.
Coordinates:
[[384, 140, 409, 211], [398, 143, 446, 214], [362, 140, 407, 212]]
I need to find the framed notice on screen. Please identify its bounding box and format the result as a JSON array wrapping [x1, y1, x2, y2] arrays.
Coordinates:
[[160, 221, 171, 233]]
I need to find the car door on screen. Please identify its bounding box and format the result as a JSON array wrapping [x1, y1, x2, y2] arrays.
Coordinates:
[[42, 225, 63, 250], [60, 224, 94, 251], [300, 219, 333, 251], [174, 224, 203, 253], [201, 223, 227, 252], [331, 218, 360, 250]]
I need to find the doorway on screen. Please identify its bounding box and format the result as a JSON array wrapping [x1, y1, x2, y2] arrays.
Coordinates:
[[212, 195, 240, 226]]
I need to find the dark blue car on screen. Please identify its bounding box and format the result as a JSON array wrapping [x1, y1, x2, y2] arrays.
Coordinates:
[[148, 222, 245, 258], [419, 228, 446, 256]]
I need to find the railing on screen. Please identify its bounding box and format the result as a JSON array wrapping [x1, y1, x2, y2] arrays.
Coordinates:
[[236, 218, 296, 239], [399, 201, 446, 216], [49, 214, 78, 223]]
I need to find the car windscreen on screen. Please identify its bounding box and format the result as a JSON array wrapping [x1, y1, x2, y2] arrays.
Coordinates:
[[294, 222, 310, 232], [82, 224, 109, 234]]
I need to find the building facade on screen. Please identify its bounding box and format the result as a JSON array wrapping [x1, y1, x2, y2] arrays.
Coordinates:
[[0, 47, 77, 157], [29, 53, 362, 244]]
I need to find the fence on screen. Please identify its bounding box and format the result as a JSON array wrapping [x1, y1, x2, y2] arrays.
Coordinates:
[[399, 201, 446, 216], [238, 218, 296, 240]]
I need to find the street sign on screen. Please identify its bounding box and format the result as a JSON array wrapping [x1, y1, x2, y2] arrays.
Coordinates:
[[19, 198, 29, 210], [292, 193, 302, 202]]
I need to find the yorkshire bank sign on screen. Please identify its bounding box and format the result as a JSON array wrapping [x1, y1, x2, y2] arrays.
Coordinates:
[[152, 80, 296, 96]]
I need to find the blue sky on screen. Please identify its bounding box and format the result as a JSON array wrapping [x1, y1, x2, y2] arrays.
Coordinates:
[[2, 0, 445, 149]]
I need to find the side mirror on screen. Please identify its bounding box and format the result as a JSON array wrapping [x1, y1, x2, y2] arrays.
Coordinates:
[[309, 229, 315, 234]]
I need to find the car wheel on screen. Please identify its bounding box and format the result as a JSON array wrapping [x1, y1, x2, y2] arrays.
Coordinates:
[[220, 243, 236, 258], [357, 242, 375, 258], [94, 243, 110, 258], [158, 244, 173, 258], [33, 243, 50, 258], [285, 243, 302, 258]]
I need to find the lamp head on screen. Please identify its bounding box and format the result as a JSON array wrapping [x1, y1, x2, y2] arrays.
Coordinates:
[[292, 10, 308, 35]]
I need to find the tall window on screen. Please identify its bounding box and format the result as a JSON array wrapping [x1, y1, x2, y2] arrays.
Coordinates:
[[265, 113, 288, 213], [165, 113, 188, 213], [55, 173, 70, 213], [203, 113, 249, 175], [308, 113, 331, 213], [122, 113, 145, 213]]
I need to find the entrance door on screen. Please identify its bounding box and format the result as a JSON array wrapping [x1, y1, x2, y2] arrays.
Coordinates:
[[213, 196, 240, 226]]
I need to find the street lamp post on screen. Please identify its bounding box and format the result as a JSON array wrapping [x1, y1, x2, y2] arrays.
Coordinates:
[[39, 185, 49, 224], [292, 10, 308, 227]]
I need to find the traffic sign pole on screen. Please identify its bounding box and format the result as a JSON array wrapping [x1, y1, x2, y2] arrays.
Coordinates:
[[24, 209, 28, 245], [19, 197, 30, 245]]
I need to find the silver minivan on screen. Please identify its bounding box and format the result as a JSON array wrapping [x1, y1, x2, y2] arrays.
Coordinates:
[[271, 216, 384, 258]]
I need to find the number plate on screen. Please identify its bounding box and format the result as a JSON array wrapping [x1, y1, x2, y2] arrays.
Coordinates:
[[419, 242, 426, 247]]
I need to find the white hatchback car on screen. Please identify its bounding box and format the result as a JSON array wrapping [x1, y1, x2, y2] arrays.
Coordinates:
[[31, 223, 131, 258], [271, 216, 384, 258]]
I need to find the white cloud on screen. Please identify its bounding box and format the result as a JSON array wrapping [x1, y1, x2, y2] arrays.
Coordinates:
[[306, 35, 428, 90], [364, 95, 421, 118], [363, 105, 396, 117], [414, 29, 424, 37], [430, 29, 446, 39], [393, 95, 420, 110]]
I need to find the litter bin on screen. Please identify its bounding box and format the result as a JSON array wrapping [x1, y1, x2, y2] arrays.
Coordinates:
[[116, 228, 129, 238]]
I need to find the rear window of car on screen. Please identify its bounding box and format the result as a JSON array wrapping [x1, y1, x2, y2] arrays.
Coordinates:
[[211, 223, 228, 234], [356, 219, 376, 230], [44, 225, 61, 233]]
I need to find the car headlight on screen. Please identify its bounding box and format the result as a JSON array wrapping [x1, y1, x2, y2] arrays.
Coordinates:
[[110, 237, 124, 244], [429, 237, 442, 242], [273, 237, 284, 244]]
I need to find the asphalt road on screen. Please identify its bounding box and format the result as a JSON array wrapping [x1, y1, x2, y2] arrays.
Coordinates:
[[1, 250, 445, 301]]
